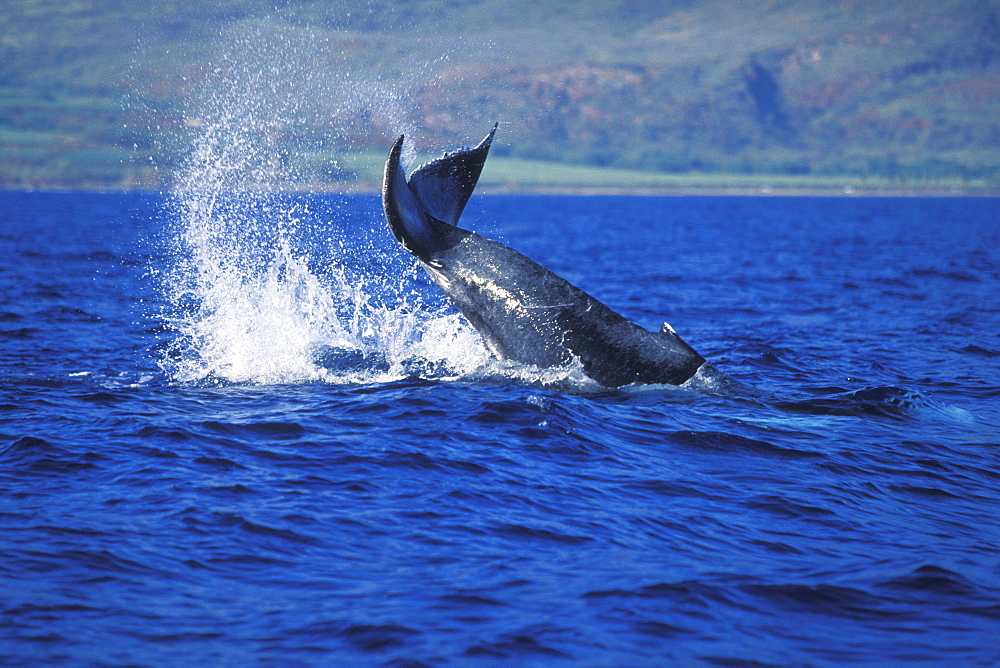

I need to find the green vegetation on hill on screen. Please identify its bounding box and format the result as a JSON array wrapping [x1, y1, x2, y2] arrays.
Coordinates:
[[1, 0, 998, 192]]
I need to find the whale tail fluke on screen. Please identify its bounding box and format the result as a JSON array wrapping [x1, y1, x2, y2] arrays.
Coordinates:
[[382, 126, 496, 260], [409, 124, 496, 226]]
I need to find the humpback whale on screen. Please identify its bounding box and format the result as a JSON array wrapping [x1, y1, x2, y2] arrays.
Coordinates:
[[381, 125, 727, 388]]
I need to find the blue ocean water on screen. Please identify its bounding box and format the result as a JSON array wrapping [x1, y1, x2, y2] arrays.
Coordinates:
[[1, 190, 999, 664]]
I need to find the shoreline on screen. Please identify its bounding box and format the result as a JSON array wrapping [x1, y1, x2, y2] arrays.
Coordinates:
[[3, 184, 997, 198]]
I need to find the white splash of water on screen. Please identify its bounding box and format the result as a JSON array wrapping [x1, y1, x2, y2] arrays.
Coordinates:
[[159, 23, 493, 385]]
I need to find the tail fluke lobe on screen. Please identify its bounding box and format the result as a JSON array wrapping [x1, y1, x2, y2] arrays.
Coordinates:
[[382, 134, 439, 260], [407, 124, 496, 227]]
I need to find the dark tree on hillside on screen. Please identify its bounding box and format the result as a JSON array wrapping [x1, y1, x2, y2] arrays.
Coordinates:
[[744, 59, 790, 135]]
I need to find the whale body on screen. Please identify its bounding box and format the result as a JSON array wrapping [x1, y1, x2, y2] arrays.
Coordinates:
[[381, 125, 726, 388]]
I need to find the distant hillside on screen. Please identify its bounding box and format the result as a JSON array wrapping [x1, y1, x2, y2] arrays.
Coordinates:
[[1, 0, 998, 192]]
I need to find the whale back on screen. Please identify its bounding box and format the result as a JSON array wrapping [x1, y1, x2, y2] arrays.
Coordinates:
[[422, 230, 706, 386]]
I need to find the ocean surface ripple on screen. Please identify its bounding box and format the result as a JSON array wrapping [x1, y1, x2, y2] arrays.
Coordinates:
[[1, 192, 998, 664]]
